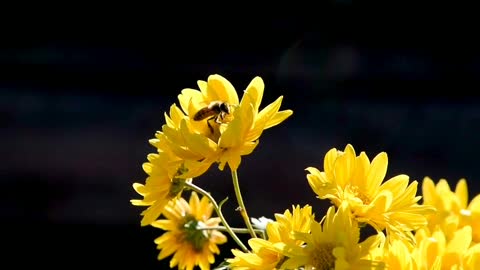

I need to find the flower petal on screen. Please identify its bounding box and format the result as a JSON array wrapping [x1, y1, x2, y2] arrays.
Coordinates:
[[264, 109, 293, 129], [365, 152, 388, 196], [206, 74, 239, 105]]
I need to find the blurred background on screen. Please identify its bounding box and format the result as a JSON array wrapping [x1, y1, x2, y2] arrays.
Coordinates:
[[2, 6, 480, 268]]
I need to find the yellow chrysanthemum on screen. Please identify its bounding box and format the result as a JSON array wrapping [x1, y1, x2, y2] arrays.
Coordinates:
[[227, 205, 314, 269], [422, 177, 480, 242], [370, 238, 418, 270], [159, 74, 292, 173], [281, 203, 385, 269], [306, 144, 436, 243], [130, 146, 190, 226], [151, 191, 227, 270], [412, 226, 480, 270]]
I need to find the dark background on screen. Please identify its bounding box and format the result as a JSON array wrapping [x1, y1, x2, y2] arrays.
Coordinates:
[[3, 7, 480, 268]]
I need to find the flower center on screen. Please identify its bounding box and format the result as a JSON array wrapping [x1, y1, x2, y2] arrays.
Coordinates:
[[180, 215, 209, 252], [350, 185, 371, 205], [311, 243, 335, 270]]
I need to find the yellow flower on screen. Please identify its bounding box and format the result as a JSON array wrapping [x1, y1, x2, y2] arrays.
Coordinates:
[[151, 191, 227, 270], [422, 177, 480, 242], [130, 148, 189, 226], [371, 239, 417, 270], [227, 205, 314, 269], [281, 203, 385, 269], [306, 144, 436, 244], [412, 226, 480, 270], [161, 74, 293, 173]]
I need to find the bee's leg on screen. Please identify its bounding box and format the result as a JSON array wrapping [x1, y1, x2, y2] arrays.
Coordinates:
[[215, 113, 225, 124], [206, 116, 215, 134]]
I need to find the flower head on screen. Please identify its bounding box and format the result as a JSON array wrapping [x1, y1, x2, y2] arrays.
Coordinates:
[[412, 226, 480, 269], [306, 144, 436, 244], [151, 191, 227, 270], [162, 74, 292, 173], [422, 177, 480, 243], [227, 205, 314, 269], [370, 238, 417, 270], [130, 148, 190, 226], [281, 203, 385, 269]]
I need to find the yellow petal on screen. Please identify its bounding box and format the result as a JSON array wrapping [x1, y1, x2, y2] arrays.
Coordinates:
[[150, 219, 175, 230], [365, 152, 388, 196], [170, 103, 187, 126], [264, 109, 293, 129], [243, 76, 264, 112], [333, 144, 356, 187], [455, 178, 468, 209], [240, 141, 259, 155], [179, 159, 214, 179], [380, 174, 409, 195], [140, 200, 168, 226], [447, 225, 472, 253], [246, 96, 285, 142], [197, 80, 208, 95], [422, 176, 437, 206], [130, 199, 149, 206], [324, 147, 338, 180], [219, 103, 254, 148], [207, 74, 239, 105], [178, 88, 204, 116], [132, 182, 147, 195], [223, 151, 241, 171], [180, 120, 217, 158]]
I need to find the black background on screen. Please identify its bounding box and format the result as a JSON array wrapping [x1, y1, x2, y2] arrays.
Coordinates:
[[3, 5, 480, 269]]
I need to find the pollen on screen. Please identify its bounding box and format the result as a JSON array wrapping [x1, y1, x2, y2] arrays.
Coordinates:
[[311, 243, 336, 270], [350, 185, 371, 205]]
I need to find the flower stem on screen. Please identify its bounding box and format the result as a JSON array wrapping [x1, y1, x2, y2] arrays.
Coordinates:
[[184, 181, 249, 252], [198, 226, 266, 239], [231, 169, 257, 238]]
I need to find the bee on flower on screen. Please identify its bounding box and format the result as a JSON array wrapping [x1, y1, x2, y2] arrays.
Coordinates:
[[159, 74, 293, 174]]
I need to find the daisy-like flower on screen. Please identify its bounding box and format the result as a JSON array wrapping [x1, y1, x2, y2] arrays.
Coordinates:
[[412, 226, 480, 269], [422, 177, 480, 242], [370, 238, 417, 270], [151, 191, 227, 270], [159, 74, 292, 173], [130, 145, 190, 226], [281, 203, 385, 269], [227, 205, 314, 270], [306, 144, 436, 244]]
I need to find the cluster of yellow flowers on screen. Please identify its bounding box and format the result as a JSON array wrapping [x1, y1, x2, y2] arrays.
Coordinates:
[[131, 74, 480, 269]]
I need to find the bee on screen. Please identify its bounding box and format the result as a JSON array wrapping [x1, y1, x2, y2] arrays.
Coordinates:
[[193, 101, 231, 134]]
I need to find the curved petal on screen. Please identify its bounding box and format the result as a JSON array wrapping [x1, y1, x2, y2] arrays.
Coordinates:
[[206, 74, 239, 105], [351, 152, 370, 188], [245, 96, 285, 142], [333, 144, 356, 187], [244, 76, 264, 111], [219, 103, 254, 148], [365, 152, 388, 196], [180, 120, 217, 158], [324, 147, 339, 180], [264, 109, 293, 129], [178, 89, 204, 116], [455, 178, 469, 209]]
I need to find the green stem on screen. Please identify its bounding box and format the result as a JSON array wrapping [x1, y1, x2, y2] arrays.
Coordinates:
[[198, 226, 266, 240], [184, 181, 249, 252], [231, 169, 257, 238]]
